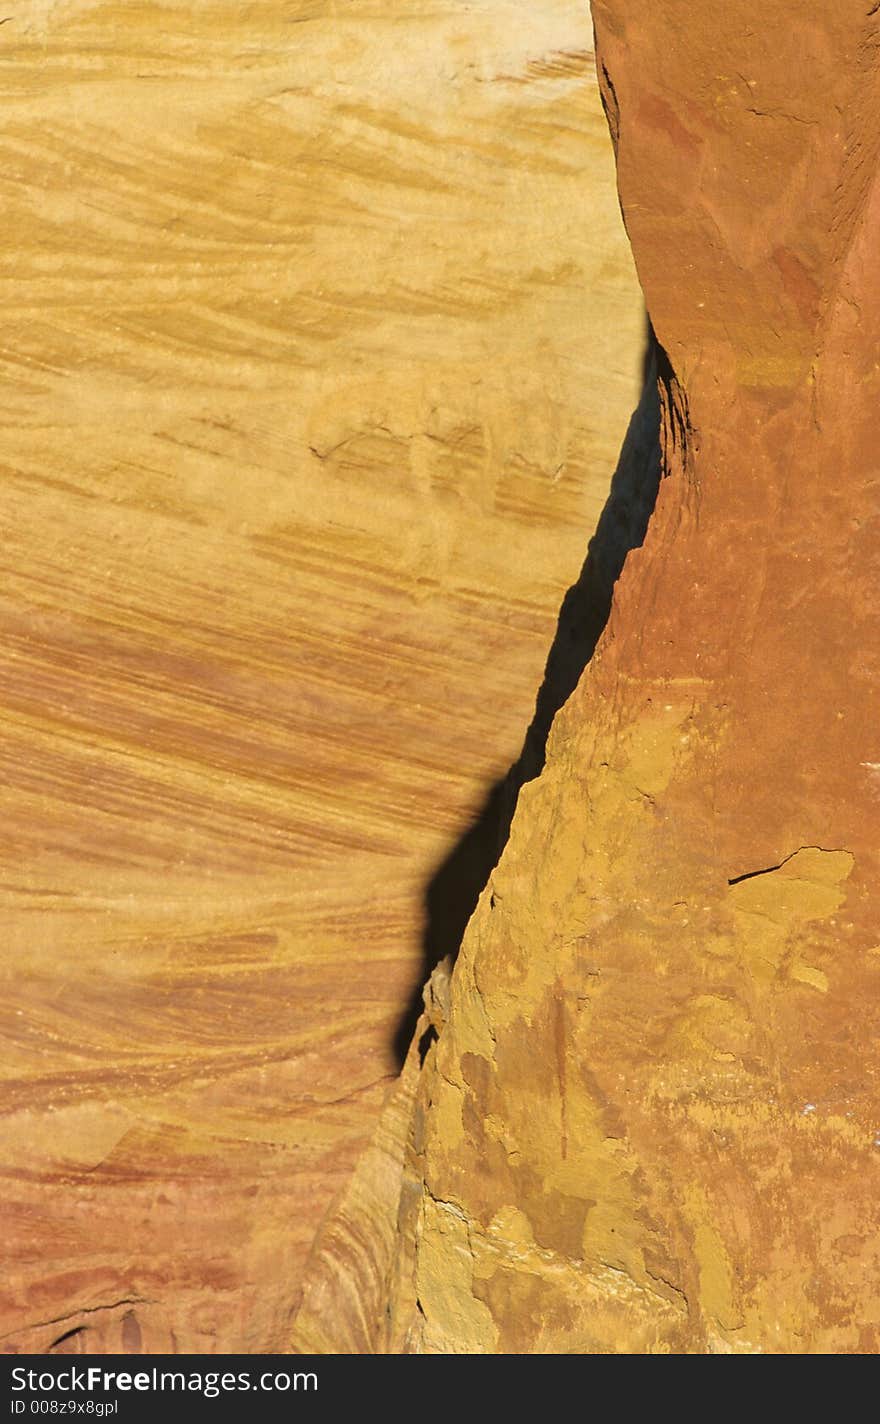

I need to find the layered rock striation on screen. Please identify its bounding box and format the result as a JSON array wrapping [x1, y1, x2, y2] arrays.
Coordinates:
[[0, 3, 641, 1352]]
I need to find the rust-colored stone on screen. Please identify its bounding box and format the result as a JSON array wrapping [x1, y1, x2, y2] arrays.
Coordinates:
[[372, 0, 880, 1354]]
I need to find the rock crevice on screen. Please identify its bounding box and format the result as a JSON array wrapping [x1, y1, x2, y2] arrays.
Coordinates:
[[305, 0, 880, 1354]]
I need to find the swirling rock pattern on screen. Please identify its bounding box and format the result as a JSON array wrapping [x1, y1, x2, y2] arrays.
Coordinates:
[[0, 2, 641, 1352]]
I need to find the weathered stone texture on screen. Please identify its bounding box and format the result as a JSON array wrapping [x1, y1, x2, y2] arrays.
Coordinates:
[[381, 0, 880, 1354]]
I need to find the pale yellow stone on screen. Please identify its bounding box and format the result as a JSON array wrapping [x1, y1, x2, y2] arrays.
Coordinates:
[[1, 0, 643, 1350]]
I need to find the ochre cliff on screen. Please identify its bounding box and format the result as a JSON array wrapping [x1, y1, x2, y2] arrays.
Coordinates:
[[0, 3, 642, 1352], [307, 0, 880, 1354]]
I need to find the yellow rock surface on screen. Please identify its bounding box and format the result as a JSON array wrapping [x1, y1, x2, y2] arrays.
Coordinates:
[[0, 1, 642, 1351]]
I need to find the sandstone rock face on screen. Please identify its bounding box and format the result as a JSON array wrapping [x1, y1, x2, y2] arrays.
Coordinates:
[[0, 3, 641, 1351], [380, 0, 880, 1354]]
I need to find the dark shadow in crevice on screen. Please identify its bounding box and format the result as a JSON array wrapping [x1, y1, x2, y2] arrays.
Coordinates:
[[392, 322, 666, 1067], [48, 1325, 89, 1353]]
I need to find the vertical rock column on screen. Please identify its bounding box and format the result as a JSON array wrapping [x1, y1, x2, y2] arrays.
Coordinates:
[[391, 0, 880, 1353]]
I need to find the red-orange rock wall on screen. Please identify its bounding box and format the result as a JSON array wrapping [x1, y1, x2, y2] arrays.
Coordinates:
[[383, 0, 880, 1354]]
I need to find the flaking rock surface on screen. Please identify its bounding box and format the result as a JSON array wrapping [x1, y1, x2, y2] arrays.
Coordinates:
[[0, 2, 642, 1352], [371, 0, 880, 1354]]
